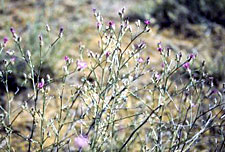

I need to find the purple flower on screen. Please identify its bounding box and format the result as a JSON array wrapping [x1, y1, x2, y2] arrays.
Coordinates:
[[134, 44, 139, 50], [137, 57, 144, 63], [189, 53, 196, 60], [108, 20, 115, 29], [108, 21, 114, 26], [157, 47, 162, 52], [97, 22, 102, 30], [183, 62, 190, 69], [10, 57, 16, 64], [106, 51, 111, 58], [92, 8, 96, 13], [59, 27, 64, 33], [74, 135, 89, 149], [3, 37, 8, 44], [211, 89, 218, 95], [209, 77, 214, 82], [10, 27, 15, 34], [77, 60, 87, 70], [157, 42, 162, 53], [144, 19, 150, 25], [38, 82, 44, 89], [64, 56, 69, 62], [155, 73, 161, 81], [39, 34, 43, 41]]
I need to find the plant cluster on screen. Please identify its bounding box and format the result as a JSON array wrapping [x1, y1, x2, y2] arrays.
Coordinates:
[[129, 0, 225, 29], [0, 8, 225, 151]]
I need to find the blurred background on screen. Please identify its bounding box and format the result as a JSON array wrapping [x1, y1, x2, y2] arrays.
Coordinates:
[[0, 0, 225, 150]]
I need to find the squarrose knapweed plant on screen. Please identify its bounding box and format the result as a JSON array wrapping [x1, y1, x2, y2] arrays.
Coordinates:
[[0, 8, 225, 151]]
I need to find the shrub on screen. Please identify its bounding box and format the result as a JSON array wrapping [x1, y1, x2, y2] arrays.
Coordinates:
[[128, 0, 225, 29], [0, 8, 224, 151]]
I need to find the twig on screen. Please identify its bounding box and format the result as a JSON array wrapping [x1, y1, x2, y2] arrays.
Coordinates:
[[119, 105, 162, 152]]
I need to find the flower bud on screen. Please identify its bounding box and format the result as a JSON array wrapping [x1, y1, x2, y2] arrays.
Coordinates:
[[92, 8, 97, 17], [58, 27, 64, 38], [106, 51, 111, 58], [223, 83, 225, 94], [6, 50, 15, 56], [97, 22, 102, 31], [39, 34, 43, 46], [17, 36, 22, 42], [137, 57, 144, 63], [10, 27, 17, 38], [63, 66, 69, 74], [47, 74, 51, 82], [3, 37, 8, 46], [64, 56, 69, 62], [108, 21, 115, 30], [144, 19, 150, 25], [146, 56, 150, 65], [157, 42, 163, 53], [128, 25, 132, 33], [135, 20, 141, 28], [38, 79, 45, 89], [46, 24, 51, 32], [10, 57, 16, 64], [26, 50, 31, 60]]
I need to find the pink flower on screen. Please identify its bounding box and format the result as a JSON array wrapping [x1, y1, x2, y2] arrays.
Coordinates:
[[144, 19, 150, 25], [3, 37, 8, 44], [77, 60, 87, 70], [74, 135, 89, 149], [38, 82, 44, 89], [183, 62, 190, 69], [64, 56, 69, 62], [137, 57, 144, 63]]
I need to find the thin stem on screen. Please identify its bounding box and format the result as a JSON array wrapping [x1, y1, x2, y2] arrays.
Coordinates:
[[118, 105, 162, 152], [40, 92, 46, 151]]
